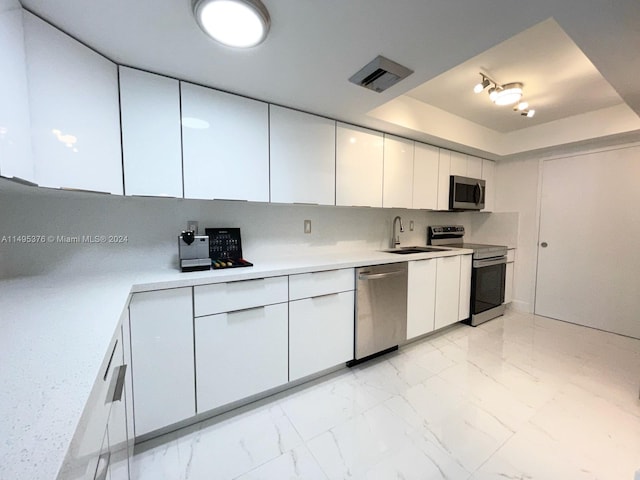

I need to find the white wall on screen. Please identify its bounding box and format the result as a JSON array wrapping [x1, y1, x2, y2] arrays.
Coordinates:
[[0, 184, 497, 279], [494, 157, 541, 312]]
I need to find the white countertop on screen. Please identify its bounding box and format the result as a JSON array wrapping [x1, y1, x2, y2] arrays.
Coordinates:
[[0, 247, 471, 480]]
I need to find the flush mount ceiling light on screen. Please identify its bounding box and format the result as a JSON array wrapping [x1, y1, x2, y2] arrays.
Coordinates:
[[193, 0, 271, 48], [474, 73, 536, 117]]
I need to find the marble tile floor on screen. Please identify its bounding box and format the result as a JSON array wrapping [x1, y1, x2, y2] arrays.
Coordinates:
[[132, 310, 640, 480]]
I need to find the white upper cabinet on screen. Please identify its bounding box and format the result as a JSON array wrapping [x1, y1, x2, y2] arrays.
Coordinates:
[[412, 142, 439, 210], [449, 151, 467, 177], [383, 135, 414, 208], [23, 12, 122, 193], [119, 67, 182, 197], [467, 155, 483, 178], [335, 123, 383, 207], [181, 82, 269, 202], [270, 105, 336, 205], [482, 159, 496, 212], [437, 148, 451, 210], [0, 6, 34, 182]]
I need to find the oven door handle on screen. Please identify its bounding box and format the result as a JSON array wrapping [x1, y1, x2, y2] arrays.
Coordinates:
[[473, 257, 506, 268]]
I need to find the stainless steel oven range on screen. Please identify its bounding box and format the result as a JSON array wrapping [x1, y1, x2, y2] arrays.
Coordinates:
[[428, 225, 507, 326]]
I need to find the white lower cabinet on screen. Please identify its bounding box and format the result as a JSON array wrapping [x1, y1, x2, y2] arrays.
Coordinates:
[[57, 323, 131, 480], [434, 255, 462, 330], [129, 287, 195, 437], [407, 259, 437, 340], [106, 338, 129, 480], [289, 291, 355, 381], [195, 303, 288, 412], [458, 254, 472, 321], [505, 249, 515, 303]]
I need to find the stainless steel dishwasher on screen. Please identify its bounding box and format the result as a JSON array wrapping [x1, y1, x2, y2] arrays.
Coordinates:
[[353, 262, 408, 362]]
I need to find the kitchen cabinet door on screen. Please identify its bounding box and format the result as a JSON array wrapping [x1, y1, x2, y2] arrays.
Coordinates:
[[482, 159, 496, 212], [434, 255, 461, 330], [505, 262, 514, 304], [289, 291, 354, 381], [129, 287, 195, 436], [449, 151, 467, 176], [505, 252, 514, 304], [106, 325, 129, 480], [23, 12, 123, 193], [119, 67, 182, 197], [383, 135, 414, 208], [0, 6, 34, 182], [407, 259, 436, 339], [467, 156, 483, 178], [336, 123, 383, 207], [270, 105, 336, 205], [195, 303, 288, 412], [412, 142, 439, 210], [181, 82, 269, 201], [458, 254, 472, 321], [436, 149, 451, 210]]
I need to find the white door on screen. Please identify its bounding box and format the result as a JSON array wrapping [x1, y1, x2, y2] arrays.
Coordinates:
[[535, 146, 640, 338]]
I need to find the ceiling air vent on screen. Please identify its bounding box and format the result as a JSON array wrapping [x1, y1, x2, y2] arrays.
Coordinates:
[[349, 55, 414, 93]]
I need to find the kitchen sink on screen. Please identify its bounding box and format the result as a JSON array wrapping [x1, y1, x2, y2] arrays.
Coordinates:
[[382, 246, 448, 254]]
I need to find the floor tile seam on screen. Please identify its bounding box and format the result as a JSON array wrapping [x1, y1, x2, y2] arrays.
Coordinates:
[[467, 427, 518, 478], [229, 445, 325, 480], [303, 428, 354, 480]]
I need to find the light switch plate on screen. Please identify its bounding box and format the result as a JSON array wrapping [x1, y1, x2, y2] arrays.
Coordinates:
[[187, 220, 198, 234], [304, 220, 312, 234], [409, 220, 414, 231]]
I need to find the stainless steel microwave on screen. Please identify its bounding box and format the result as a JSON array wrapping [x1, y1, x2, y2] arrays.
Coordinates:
[[449, 175, 486, 210]]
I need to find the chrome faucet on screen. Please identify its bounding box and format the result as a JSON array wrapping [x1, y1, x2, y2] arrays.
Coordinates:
[[391, 215, 404, 248]]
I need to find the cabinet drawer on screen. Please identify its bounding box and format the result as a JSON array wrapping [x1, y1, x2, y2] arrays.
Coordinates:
[[289, 269, 354, 300], [194, 276, 288, 317], [195, 303, 288, 412], [289, 291, 355, 381]]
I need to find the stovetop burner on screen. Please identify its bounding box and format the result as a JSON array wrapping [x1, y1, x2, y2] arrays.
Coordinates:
[[427, 226, 507, 259]]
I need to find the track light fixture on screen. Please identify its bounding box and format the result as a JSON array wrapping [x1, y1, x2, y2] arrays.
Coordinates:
[[473, 75, 491, 94], [473, 73, 536, 118]]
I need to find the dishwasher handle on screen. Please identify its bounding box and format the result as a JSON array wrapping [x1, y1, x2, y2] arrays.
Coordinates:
[[358, 270, 405, 281]]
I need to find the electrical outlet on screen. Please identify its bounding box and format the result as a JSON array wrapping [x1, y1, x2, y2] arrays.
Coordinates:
[[304, 220, 312, 234], [409, 220, 414, 231], [187, 220, 198, 234]]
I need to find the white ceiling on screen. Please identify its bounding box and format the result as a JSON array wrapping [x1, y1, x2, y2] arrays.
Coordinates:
[[405, 19, 626, 133], [18, 0, 640, 159]]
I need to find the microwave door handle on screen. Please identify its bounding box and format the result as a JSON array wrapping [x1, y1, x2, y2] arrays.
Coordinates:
[[474, 182, 482, 205]]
